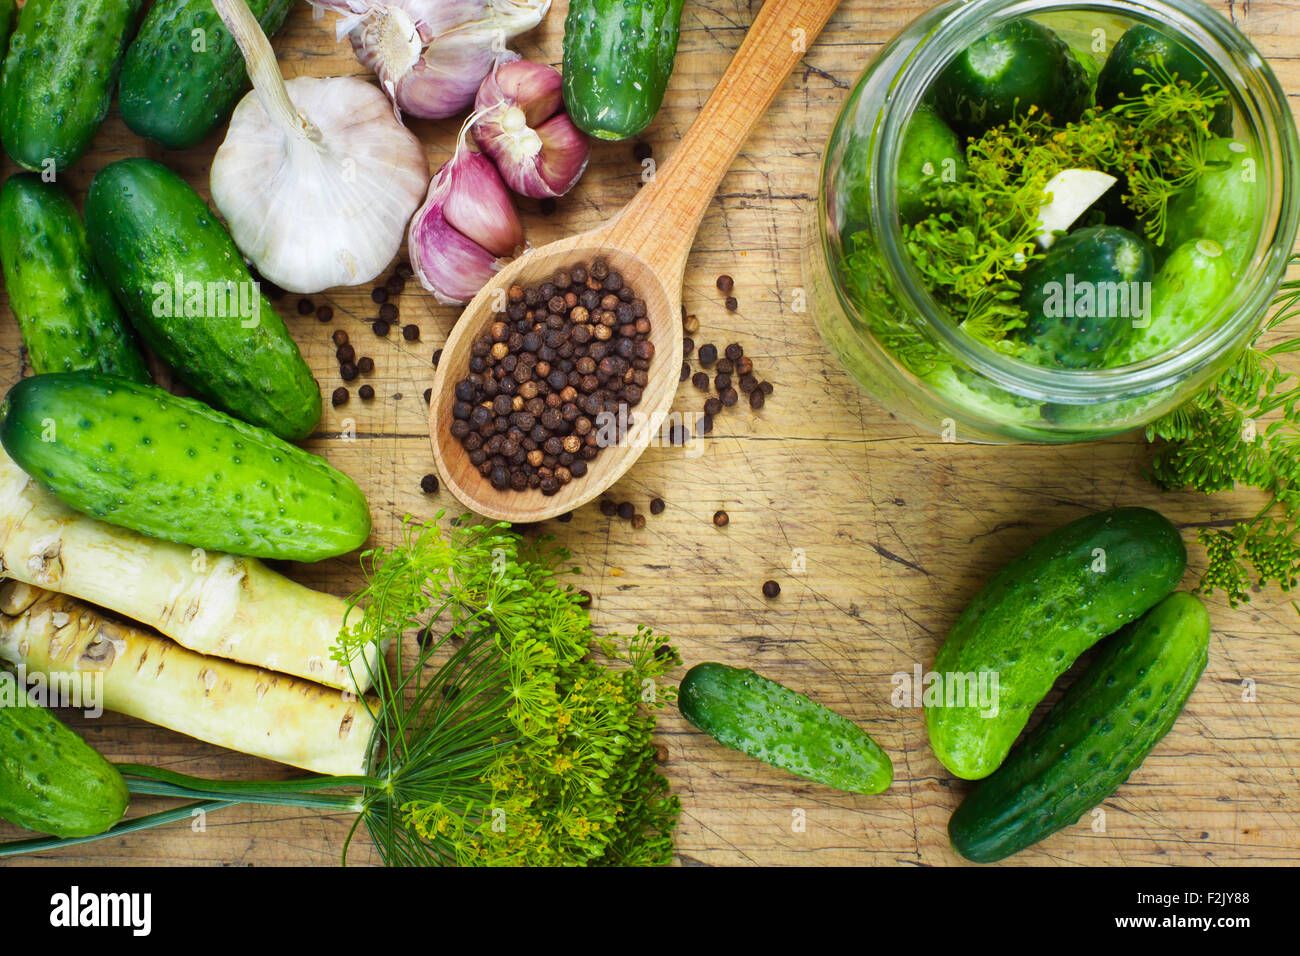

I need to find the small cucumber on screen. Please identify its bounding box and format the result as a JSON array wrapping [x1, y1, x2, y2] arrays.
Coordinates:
[[0, 686, 129, 838], [933, 18, 1089, 138], [1096, 24, 1233, 137], [85, 158, 321, 442], [1018, 225, 1154, 369], [926, 507, 1186, 780], [562, 0, 686, 141], [948, 592, 1209, 863], [678, 662, 893, 794], [0, 373, 371, 562], [1165, 137, 1260, 268], [0, 175, 149, 382], [119, 0, 294, 150], [1119, 238, 1235, 364], [0, 0, 147, 171], [897, 104, 967, 222]]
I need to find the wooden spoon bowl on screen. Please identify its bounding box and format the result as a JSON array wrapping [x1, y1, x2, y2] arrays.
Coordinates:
[[430, 0, 842, 523]]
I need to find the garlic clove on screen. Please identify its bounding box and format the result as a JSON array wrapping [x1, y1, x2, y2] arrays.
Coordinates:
[[443, 149, 525, 258], [533, 113, 592, 199], [409, 197, 504, 307], [479, 57, 564, 129]]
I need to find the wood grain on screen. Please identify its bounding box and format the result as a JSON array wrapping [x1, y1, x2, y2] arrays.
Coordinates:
[[1, 0, 1298, 867]]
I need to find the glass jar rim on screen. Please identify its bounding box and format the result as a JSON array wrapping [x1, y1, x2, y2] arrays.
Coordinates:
[[863, 0, 1300, 403]]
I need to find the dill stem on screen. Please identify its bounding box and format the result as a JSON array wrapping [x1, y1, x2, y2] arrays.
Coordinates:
[[117, 763, 378, 812], [0, 800, 235, 858]]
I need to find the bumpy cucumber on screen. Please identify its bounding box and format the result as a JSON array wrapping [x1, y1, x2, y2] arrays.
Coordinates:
[[562, 0, 686, 141], [0, 374, 371, 562], [1096, 24, 1232, 137], [933, 18, 1089, 138], [1018, 225, 1154, 369], [119, 0, 294, 150], [85, 158, 321, 442], [1119, 238, 1235, 364], [926, 507, 1186, 780], [0, 176, 149, 382], [1165, 137, 1260, 267], [0, 688, 129, 838], [0, 0, 146, 171], [679, 662, 893, 794], [897, 104, 967, 222], [948, 592, 1210, 863]]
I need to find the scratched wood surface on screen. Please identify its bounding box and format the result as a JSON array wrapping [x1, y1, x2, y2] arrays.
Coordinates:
[[1, 0, 1298, 867]]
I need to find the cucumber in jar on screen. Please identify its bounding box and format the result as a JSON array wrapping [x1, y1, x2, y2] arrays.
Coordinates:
[[933, 18, 1090, 138], [1118, 238, 1235, 364], [896, 104, 967, 222], [1096, 24, 1233, 137], [1164, 137, 1261, 267]]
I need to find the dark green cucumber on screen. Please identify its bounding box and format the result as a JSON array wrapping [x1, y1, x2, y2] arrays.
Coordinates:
[[562, 0, 686, 141], [0, 176, 149, 382], [934, 18, 1089, 138], [119, 0, 294, 150], [949, 592, 1210, 863], [0, 373, 371, 562], [897, 104, 967, 222], [85, 158, 321, 442], [1096, 24, 1232, 137], [679, 662, 893, 794], [1164, 137, 1260, 267], [926, 507, 1186, 780], [0, 687, 129, 838], [1018, 225, 1155, 369], [0, 0, 146, 171]]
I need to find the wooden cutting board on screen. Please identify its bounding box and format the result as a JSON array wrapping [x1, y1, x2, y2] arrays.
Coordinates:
[[1, 0, 1297, 867]]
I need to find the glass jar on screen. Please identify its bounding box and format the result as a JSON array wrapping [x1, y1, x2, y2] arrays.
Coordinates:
[[806, 0, 1300, 443]]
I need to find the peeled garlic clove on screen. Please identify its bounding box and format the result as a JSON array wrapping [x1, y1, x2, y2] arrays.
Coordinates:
[[473, 59, 590, 199], [443, 149, 525, 258]]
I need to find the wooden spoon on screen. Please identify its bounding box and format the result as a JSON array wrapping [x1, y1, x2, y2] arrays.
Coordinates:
[[430, 0, 842, 522]]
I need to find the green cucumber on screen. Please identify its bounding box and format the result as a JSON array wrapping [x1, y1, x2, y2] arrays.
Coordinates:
[[119, 0, 294, 150], [0, 0, 146, 172], [0, 373, 371, 562], [562, 0, 686, 141], [1096, 24, 1232, 137], [1017, 225, 1154, 369], [933, 18, 1089, 138], [897, 104, 967, 222], [0, 685, 129, 838], [1165, 137, 1260, 267], [0, 0, 14, 56], [1119, 238, 1235, 364], [0, 175, 149, 382], [926, 507, 1186, 780], [678, 662, 893, 794], [948, 592, 1210, 863], [85, 158, 321, 442]]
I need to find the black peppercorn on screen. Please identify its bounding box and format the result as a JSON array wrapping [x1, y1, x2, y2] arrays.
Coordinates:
[[403, 324, 420, 341], [340, 363, 358, 381], [762, 580, 781, 599], [357, 356, 374, 375], [716, 275, 734, 294], [725, 296, 738, 312], [371, 287, 388, 304], [359, 384, 375, 400], [650, 497, 665, 515], [432, 349, 443, 367], [372, 319, 390, 336], [713, 510, 729, 527], [698, 343, 718, 366], [316, 305, 334, 323], [420, 473, 439, 494], [692, 371, 710, 391], [331, 387, 349, 406], [600, 500, 617, 517], [617, 502, 634, 521], [297, 298, 314, 315]]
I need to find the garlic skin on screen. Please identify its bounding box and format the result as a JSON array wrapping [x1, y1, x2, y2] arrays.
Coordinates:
[[473, 58, 590, 198], [210, 0, 429, 295], [409, 135, 525, 305], [311, 0, 552, 119]]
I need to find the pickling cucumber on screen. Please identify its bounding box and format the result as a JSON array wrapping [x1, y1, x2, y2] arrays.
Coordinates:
[[0, 176, 149, 382], [0, 688, 129, 838], [0, 373, 371, 562], [1164, 137, 1260, 267], [933, 18, 1089, 138], [1118, 238, 1235, 364], [1096, 24, 1233, 137], [1017, 225, 1154, 369], [948, 591, 1209, 863], [85, 158, 321, 442], [678, 662, 893, 794], [926, 507, 1186, 780], [119, 0, 294, 150], [562, 0, 686, 141], [0, 0, 147, 171], [897, 104, 967, 222]]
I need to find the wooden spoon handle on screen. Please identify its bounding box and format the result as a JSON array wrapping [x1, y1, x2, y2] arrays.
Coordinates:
[[607, 0, 843, 280]]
